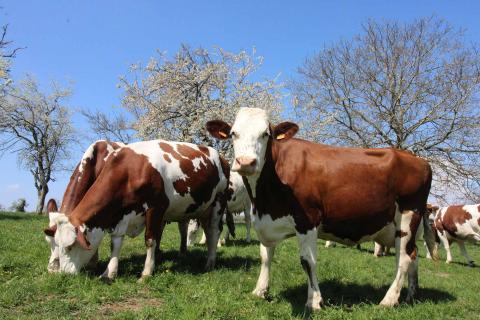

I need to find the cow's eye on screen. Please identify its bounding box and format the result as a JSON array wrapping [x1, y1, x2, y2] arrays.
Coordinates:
[[263, 131, 269, 138], [230, 131, 237, 138]]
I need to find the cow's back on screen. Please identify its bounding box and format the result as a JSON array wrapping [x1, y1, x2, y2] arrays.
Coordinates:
[[272, 139, 431, 241]]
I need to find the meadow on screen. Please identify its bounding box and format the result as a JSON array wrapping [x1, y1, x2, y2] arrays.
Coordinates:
[[0, 211, 479, 320]]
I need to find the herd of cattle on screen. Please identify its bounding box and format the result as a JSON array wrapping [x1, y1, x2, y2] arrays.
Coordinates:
[[42, 107, 480, 311]]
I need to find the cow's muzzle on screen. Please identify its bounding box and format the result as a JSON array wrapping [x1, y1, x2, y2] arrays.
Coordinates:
[[233, 156, 257, 176]]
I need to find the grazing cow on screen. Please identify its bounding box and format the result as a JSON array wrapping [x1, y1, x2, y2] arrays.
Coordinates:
[[429, 204, 480, 267], [187, 171, 253, 246], [49, 140, 229, 280], [44, 140, 145, 277], [206, 107, 437, 310], [44, 140, 190, 279]]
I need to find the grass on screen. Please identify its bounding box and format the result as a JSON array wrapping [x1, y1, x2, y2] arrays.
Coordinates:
[[1, 211, 479, 320]]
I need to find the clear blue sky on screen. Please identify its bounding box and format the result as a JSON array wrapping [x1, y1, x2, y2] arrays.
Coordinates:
[[1, 0, 479, 210]]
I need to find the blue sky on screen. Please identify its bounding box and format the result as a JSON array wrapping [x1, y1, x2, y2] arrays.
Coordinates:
[[1, 0, 479, 210]]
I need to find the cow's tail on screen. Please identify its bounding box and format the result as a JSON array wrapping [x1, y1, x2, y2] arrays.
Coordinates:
[[422, 210, 439, 261]]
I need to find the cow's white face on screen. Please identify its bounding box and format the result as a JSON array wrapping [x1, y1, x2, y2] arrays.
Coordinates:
[[230, 108, 271, 176], [50, 212, 105, 274], [206, 107, 299, 177]]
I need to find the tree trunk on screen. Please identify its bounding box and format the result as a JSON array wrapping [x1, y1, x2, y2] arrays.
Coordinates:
[[35, 184, 49, 215]]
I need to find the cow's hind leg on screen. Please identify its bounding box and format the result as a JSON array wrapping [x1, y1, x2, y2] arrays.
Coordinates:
[[140, 207, 164, 281], [178, 221, 188, 257], [438, 232, 453, 263], [100, 235, 124, 280], [380, 208, 421, 306], [457, 241, 475, 267], [298, 229, 323, 310], [252, 243, 275, 298], [200, 198, 225, 270]]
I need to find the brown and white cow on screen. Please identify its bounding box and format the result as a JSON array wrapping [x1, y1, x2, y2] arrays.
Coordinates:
[[187, 171, 253, 246], [50, 139, 229, 279], [44, 140, 129, 275], [428, 204, 480, 267], [207, 107, 437, 310]]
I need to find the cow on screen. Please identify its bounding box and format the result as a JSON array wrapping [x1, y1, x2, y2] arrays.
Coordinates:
[[187, 171, 253, 246], [44, 140, 144, 277], [428, 204, 480, 267], [44, 140, 192, 279], [49, 139, 229, 280], [206, 107, 437, 310]]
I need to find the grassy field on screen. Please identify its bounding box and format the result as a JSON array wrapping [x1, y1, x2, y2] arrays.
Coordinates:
[[1, 211, 479, 320]]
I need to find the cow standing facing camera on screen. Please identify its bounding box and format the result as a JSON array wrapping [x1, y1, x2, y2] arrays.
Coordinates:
[[206, 107, 437, 310]]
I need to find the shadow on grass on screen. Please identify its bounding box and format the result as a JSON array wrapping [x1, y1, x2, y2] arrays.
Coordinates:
[[280, 279, 456, 318], [222, 238, 260, 247], [92, 248, 257, 278]]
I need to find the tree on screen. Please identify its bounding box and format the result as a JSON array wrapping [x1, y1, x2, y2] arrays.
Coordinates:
[[81, 109, 135, 144], [0, 76, 76, 214], [290, 17, 480, 202], [10, 198, 27, 212], [1, 24, 22, 102], [118, 45, 283, 157]]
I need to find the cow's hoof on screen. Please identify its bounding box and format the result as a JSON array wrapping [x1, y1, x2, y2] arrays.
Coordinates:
[[252, 288, 268, 299], [99, 275, 114, 284], [204, 261, 215, 271], [246, 238, 251, 243], [468, 261, 475, 268], [306, 295, 324, 311], [446, 260, 452, 264], [379, 298, 398, 307], [137, 275, 151, 283]]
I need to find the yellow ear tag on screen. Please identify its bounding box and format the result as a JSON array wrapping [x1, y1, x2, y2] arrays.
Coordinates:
[[219, 131, 228, 138], [276, 133, 286, 140]]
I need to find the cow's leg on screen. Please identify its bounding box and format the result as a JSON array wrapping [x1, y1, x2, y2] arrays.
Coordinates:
[[438, 232, 453, 263], [457, 241, 475, 267], [100, 235, 124, 280], [252, 243, 275, 298], [245, 208, 252, 243], [325, 240, 336, 248], [154, 219, 167, 258], [200, 199, 224, 270], [178, 221, 188, 257], [140, 207, 164, 280], [85, 249, 99, 270], [374, 242, 385, 257], [380, 209, 421, 307], [298, 229, 323, 310], [406, 255, 419, 303], [199, 231, 207, 244], [186, 219, 200, 247]]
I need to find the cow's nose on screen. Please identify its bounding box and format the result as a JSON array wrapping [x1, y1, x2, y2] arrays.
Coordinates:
[[235, 156, 256, 167]]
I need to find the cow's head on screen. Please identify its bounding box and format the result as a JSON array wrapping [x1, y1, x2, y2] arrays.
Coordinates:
[[47, 212, 105, 274], [206, 107, 298, 176]]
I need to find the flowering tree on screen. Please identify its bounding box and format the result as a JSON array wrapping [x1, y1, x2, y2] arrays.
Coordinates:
[[291, 18, 480, 202], [0, 76, 76, 214], [118, 45, 283, 157]]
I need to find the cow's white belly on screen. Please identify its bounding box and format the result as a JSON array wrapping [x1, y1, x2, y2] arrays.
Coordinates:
[[252, 214, 296, 247], [164, 194, 214, 221]]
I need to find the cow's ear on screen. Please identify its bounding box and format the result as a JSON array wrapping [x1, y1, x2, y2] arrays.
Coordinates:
[[76, 227, 91, 250], [206, 120, 231, 140], [272, 122, 299, 141]]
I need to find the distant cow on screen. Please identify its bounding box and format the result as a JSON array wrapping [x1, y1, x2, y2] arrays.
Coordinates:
[[428, 204, 480, 267], [207, 107, 437, 310], [49, 140, 229, 280], [187, 171, 253, 246]]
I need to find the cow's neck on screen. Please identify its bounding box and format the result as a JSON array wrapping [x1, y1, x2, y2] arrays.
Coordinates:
[[242, 139, 293, 219]]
